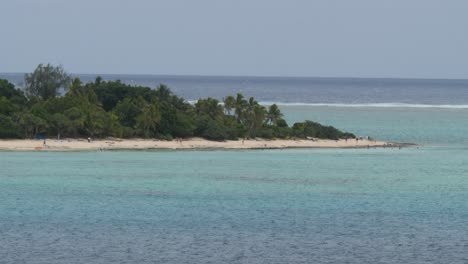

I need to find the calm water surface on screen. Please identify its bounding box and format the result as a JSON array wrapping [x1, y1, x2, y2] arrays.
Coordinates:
[[1, 147, 468, 263]]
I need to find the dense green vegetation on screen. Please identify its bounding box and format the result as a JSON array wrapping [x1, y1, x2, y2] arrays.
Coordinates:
[[0, 64, 355, 140]]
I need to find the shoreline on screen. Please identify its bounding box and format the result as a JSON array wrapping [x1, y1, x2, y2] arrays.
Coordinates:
[[0, 138, 412, 151]]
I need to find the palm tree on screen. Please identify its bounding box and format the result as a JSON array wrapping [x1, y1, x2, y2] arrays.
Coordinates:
[[234, 93, 247, 122], [248, 97, 257, 106], [266, 104, 283, 125], [68, 78, 84, 97], [223, 95, 236, 115], [195, 98, 223, 119], [240, 97, 266, 137], [253, 105, 266, 133], [155, 84, 172, 101], [246, 104, 266, 137], [136, 104, 161, 138]]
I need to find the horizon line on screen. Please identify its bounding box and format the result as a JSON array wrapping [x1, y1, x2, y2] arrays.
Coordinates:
[[1, 71, 468, 82]]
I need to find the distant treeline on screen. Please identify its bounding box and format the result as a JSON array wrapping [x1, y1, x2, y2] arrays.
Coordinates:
[[0, 64, 355, 140]]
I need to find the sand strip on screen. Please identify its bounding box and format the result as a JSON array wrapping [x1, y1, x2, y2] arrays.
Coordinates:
[[0, 138, 412, 151]]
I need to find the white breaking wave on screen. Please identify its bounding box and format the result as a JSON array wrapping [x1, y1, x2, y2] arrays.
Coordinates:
[[187, 100, 468, 109], [259, 102, 468, 109]]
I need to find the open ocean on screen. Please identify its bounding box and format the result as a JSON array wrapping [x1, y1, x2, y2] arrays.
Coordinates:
[[1, 74, 468, 263]]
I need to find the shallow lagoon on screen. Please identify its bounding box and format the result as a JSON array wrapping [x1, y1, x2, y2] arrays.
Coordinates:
[[2, 105, 468, 263]]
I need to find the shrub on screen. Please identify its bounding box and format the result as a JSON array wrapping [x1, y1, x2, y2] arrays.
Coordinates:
[[0, 114, 19, 138]]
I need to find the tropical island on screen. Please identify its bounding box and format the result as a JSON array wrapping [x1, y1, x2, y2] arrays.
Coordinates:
[[0, 64, 396, 151]]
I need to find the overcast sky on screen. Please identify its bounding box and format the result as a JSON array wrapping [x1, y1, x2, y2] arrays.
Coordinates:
[[1, 0, 467, 78]]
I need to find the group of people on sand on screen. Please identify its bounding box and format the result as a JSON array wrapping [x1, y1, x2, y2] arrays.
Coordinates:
[[175, 138, 183, 144], [350, 136, 376, 143]]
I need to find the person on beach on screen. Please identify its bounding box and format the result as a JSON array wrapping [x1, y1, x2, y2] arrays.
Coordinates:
[[87, 137, 91, 143], [43, 139, 46, 146]]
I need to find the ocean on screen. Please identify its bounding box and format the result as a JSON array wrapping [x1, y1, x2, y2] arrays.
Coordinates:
[[1, 74, 468, 263], [3, 73, 468, 105]]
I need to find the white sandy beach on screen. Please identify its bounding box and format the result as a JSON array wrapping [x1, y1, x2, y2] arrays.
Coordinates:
[[0, 138, 402, 151]]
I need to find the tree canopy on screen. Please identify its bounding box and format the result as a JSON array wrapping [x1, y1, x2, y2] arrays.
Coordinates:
[[0, 65, 356, 140], [24, 64, 71, 100]]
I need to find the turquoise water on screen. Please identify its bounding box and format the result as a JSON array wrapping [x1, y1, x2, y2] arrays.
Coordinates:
[[2, 106, 468, 263], [282, 106, 468, 146]]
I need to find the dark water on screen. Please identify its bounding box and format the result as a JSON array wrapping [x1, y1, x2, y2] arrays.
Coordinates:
[[2, 73, 468, 105]]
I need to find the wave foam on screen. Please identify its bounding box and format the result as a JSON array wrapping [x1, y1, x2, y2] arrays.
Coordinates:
[[261, 102, 468, 109], [187, 100, 468, 109]]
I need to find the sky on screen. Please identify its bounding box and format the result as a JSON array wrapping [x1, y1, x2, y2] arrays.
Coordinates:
[[1, 0, 468, 78]]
